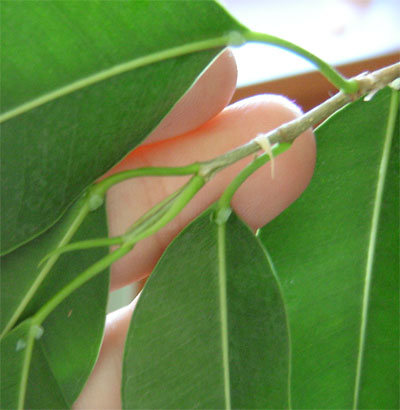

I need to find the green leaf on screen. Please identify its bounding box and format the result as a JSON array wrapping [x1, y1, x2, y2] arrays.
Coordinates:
[[259, 87, 399, 409], [122, 210, 290, 409], [0, 0, 245, 254], [1, 320, 36, 409], [0, 203, 109, 409]]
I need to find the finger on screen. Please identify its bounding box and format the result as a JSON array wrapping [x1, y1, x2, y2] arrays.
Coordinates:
[[145, 49, 237, 144], [107, 94, 315, 290], [102, 49, 237, 178]]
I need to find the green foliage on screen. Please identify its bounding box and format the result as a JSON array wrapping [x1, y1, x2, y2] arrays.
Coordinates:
[[0, 0, 244, 254], [1, 2, 243, 407], [1, 1, 398, 409], [122, 210, 289, 409], [259, 87, 399, 409]]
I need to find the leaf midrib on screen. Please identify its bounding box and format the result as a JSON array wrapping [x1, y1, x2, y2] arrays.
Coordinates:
[[217, 222, 231, 409], [353, 89, 398, 409], [0, 36, 231, 124], [17, 328, 34, 410]]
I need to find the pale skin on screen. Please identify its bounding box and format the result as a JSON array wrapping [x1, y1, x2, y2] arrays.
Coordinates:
[[73, 50, 316, 409]]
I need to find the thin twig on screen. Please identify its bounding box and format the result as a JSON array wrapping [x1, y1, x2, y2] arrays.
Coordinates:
[[199, 63, 400, 179]]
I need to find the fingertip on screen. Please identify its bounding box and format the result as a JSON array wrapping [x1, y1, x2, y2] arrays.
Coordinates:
[[144, 48, 238, 144], [103, 49, 237, 178]]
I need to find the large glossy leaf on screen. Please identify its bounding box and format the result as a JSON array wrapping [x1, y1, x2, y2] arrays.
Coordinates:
[[0, 0, 245, 254], [0, 204, 109, 408], [259, 87, 399, 409], [122, 210, 290, 409]]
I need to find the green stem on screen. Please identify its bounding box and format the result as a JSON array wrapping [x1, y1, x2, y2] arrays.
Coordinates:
[[243, 31, 359, 94], [93, 163, 200, 197], [33, 176, 205, 323], [0, 197, 91, 339], [123, 177, 192, 236], [38, 175, 194, 271], [38, 236, 124, 266], [34, 243, 133, 325], [17, 321, 37, 410], [216, 143, 291, 217], [1, 28, 358, 124], [124, 175, 205, 243]]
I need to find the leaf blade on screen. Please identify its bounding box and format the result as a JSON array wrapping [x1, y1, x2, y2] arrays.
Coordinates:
[[0, 0, 245, 254], [259, 87, 399, 409], [122, 210, 290, 409], [356, 89, 399, 409]]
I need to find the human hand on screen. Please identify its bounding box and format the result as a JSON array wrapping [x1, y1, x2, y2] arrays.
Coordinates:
[[73, 50, 315, 409]]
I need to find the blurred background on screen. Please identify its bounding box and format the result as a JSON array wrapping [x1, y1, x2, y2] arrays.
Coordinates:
[[108, 0, 399, 312]]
